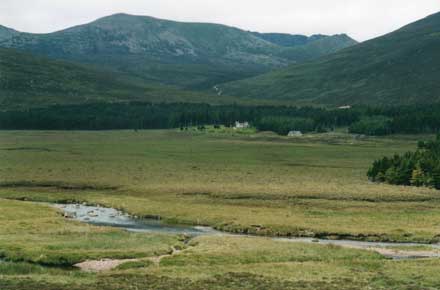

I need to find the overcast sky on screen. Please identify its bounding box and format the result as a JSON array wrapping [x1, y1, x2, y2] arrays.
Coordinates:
[[1, 0, 439, 41]]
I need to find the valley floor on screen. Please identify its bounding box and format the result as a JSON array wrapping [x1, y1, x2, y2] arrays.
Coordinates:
[[1, 130, 440, 289]]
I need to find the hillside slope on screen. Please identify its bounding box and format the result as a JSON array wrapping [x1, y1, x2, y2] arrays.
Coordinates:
[[250, 32, 327, 47], [221, 12, 440, 106], [279, 34, 357, 63], [0, 48, 233, 110], [0, 25, 19, 41], [252, 32, 357, 63], [0, 14, 356, 89]]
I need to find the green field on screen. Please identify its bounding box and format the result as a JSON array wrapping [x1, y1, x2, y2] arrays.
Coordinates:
[[1, 130, 440, 289]]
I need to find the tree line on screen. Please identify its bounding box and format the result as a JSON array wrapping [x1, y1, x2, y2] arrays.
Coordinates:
[[349, 105, 440, 135], [0, 102, 357, 131], [2, 102, 440, 136]]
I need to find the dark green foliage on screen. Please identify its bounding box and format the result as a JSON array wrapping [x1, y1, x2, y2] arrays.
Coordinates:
[[2, 103, 351, 131], [0, 103, 357, 131], [368, 136, 440, 189], [349, 116, 392, 136], [222, 12, 440, 106], [5, 102, 440, 136], [255, 116, 315, 135]]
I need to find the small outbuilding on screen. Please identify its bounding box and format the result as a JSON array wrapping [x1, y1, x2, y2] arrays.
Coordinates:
[[288, 131, 303, 137]]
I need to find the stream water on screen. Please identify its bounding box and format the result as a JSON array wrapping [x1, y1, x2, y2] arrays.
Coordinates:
[[54, 204, 219, 236], [54, 203, 440, 260]]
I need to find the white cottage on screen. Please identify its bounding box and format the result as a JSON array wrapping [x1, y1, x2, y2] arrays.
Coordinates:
[[235, 121, 250, 129], [288, 131, 303, 137]]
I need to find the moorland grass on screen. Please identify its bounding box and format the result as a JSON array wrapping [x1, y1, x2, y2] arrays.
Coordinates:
[[0, 199, 181, 266], [1, 130, 439, 242], [2, 130, 440, 289]]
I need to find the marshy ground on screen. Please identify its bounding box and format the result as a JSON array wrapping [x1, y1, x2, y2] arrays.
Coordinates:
[[1, 130, 440, 289]]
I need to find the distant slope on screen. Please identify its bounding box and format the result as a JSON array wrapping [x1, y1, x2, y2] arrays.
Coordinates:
[[0, 25, 19, 42], [250, 32, 327, 47], [252, 32, 357, 63], [221, 12, 440, 106], [0, 14, 356, 90], [279, 34, 358, 63], [0, 48, 238, 110]]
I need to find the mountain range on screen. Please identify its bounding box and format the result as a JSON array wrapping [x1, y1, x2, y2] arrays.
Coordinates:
[[221, 11, 440, 106], [1, 11, 440, 109], [0, 13, 356, 90]]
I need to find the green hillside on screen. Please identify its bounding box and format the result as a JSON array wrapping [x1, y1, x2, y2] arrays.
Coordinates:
[[221, 12, 440, 106], [0, 48, 238, 110], [0, 14, 356, 90], [252, 32, 357, 63], [250, 32, 327, 47], [0, 25, 19, 41], [279, 34, 357, 63]]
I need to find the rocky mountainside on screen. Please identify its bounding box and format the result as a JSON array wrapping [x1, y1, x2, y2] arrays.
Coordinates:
[[0, 14, 356, 89]]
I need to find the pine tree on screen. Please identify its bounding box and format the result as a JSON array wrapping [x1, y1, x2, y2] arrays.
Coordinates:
[[410, 165, 425, 187]]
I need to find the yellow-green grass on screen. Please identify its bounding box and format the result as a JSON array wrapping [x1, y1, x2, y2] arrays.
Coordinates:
[[2, 200, 440, 289], [124, 236, 440, 289], [1, 130, 440, 243], [0, 199, 180, 266]]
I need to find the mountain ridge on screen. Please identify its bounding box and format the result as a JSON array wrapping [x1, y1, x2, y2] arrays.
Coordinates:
[[0, 25, 19, 41], [0, 13, 357, 89]]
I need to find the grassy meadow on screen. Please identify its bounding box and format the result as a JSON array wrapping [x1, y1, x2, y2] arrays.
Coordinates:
[[1, 129, 440, 289]]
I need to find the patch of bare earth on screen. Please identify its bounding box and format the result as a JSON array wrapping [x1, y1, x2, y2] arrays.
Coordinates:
[[340, 244, 440, 259], [74, 258, 139, 272], [74, 246, 182, 272], [370, 248, 440, 259]]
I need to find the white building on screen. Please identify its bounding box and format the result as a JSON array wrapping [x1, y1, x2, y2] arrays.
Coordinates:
[[235, 121, 250, 129]]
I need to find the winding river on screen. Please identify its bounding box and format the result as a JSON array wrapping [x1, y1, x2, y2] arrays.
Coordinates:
[[54, 203, 440, 260], [55, 204, 218, 236]]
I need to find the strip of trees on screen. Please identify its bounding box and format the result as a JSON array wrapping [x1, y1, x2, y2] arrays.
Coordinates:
[[0, 102, 357, 131], [368, 135, 440, 189], [2, 102, 440, 136]]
